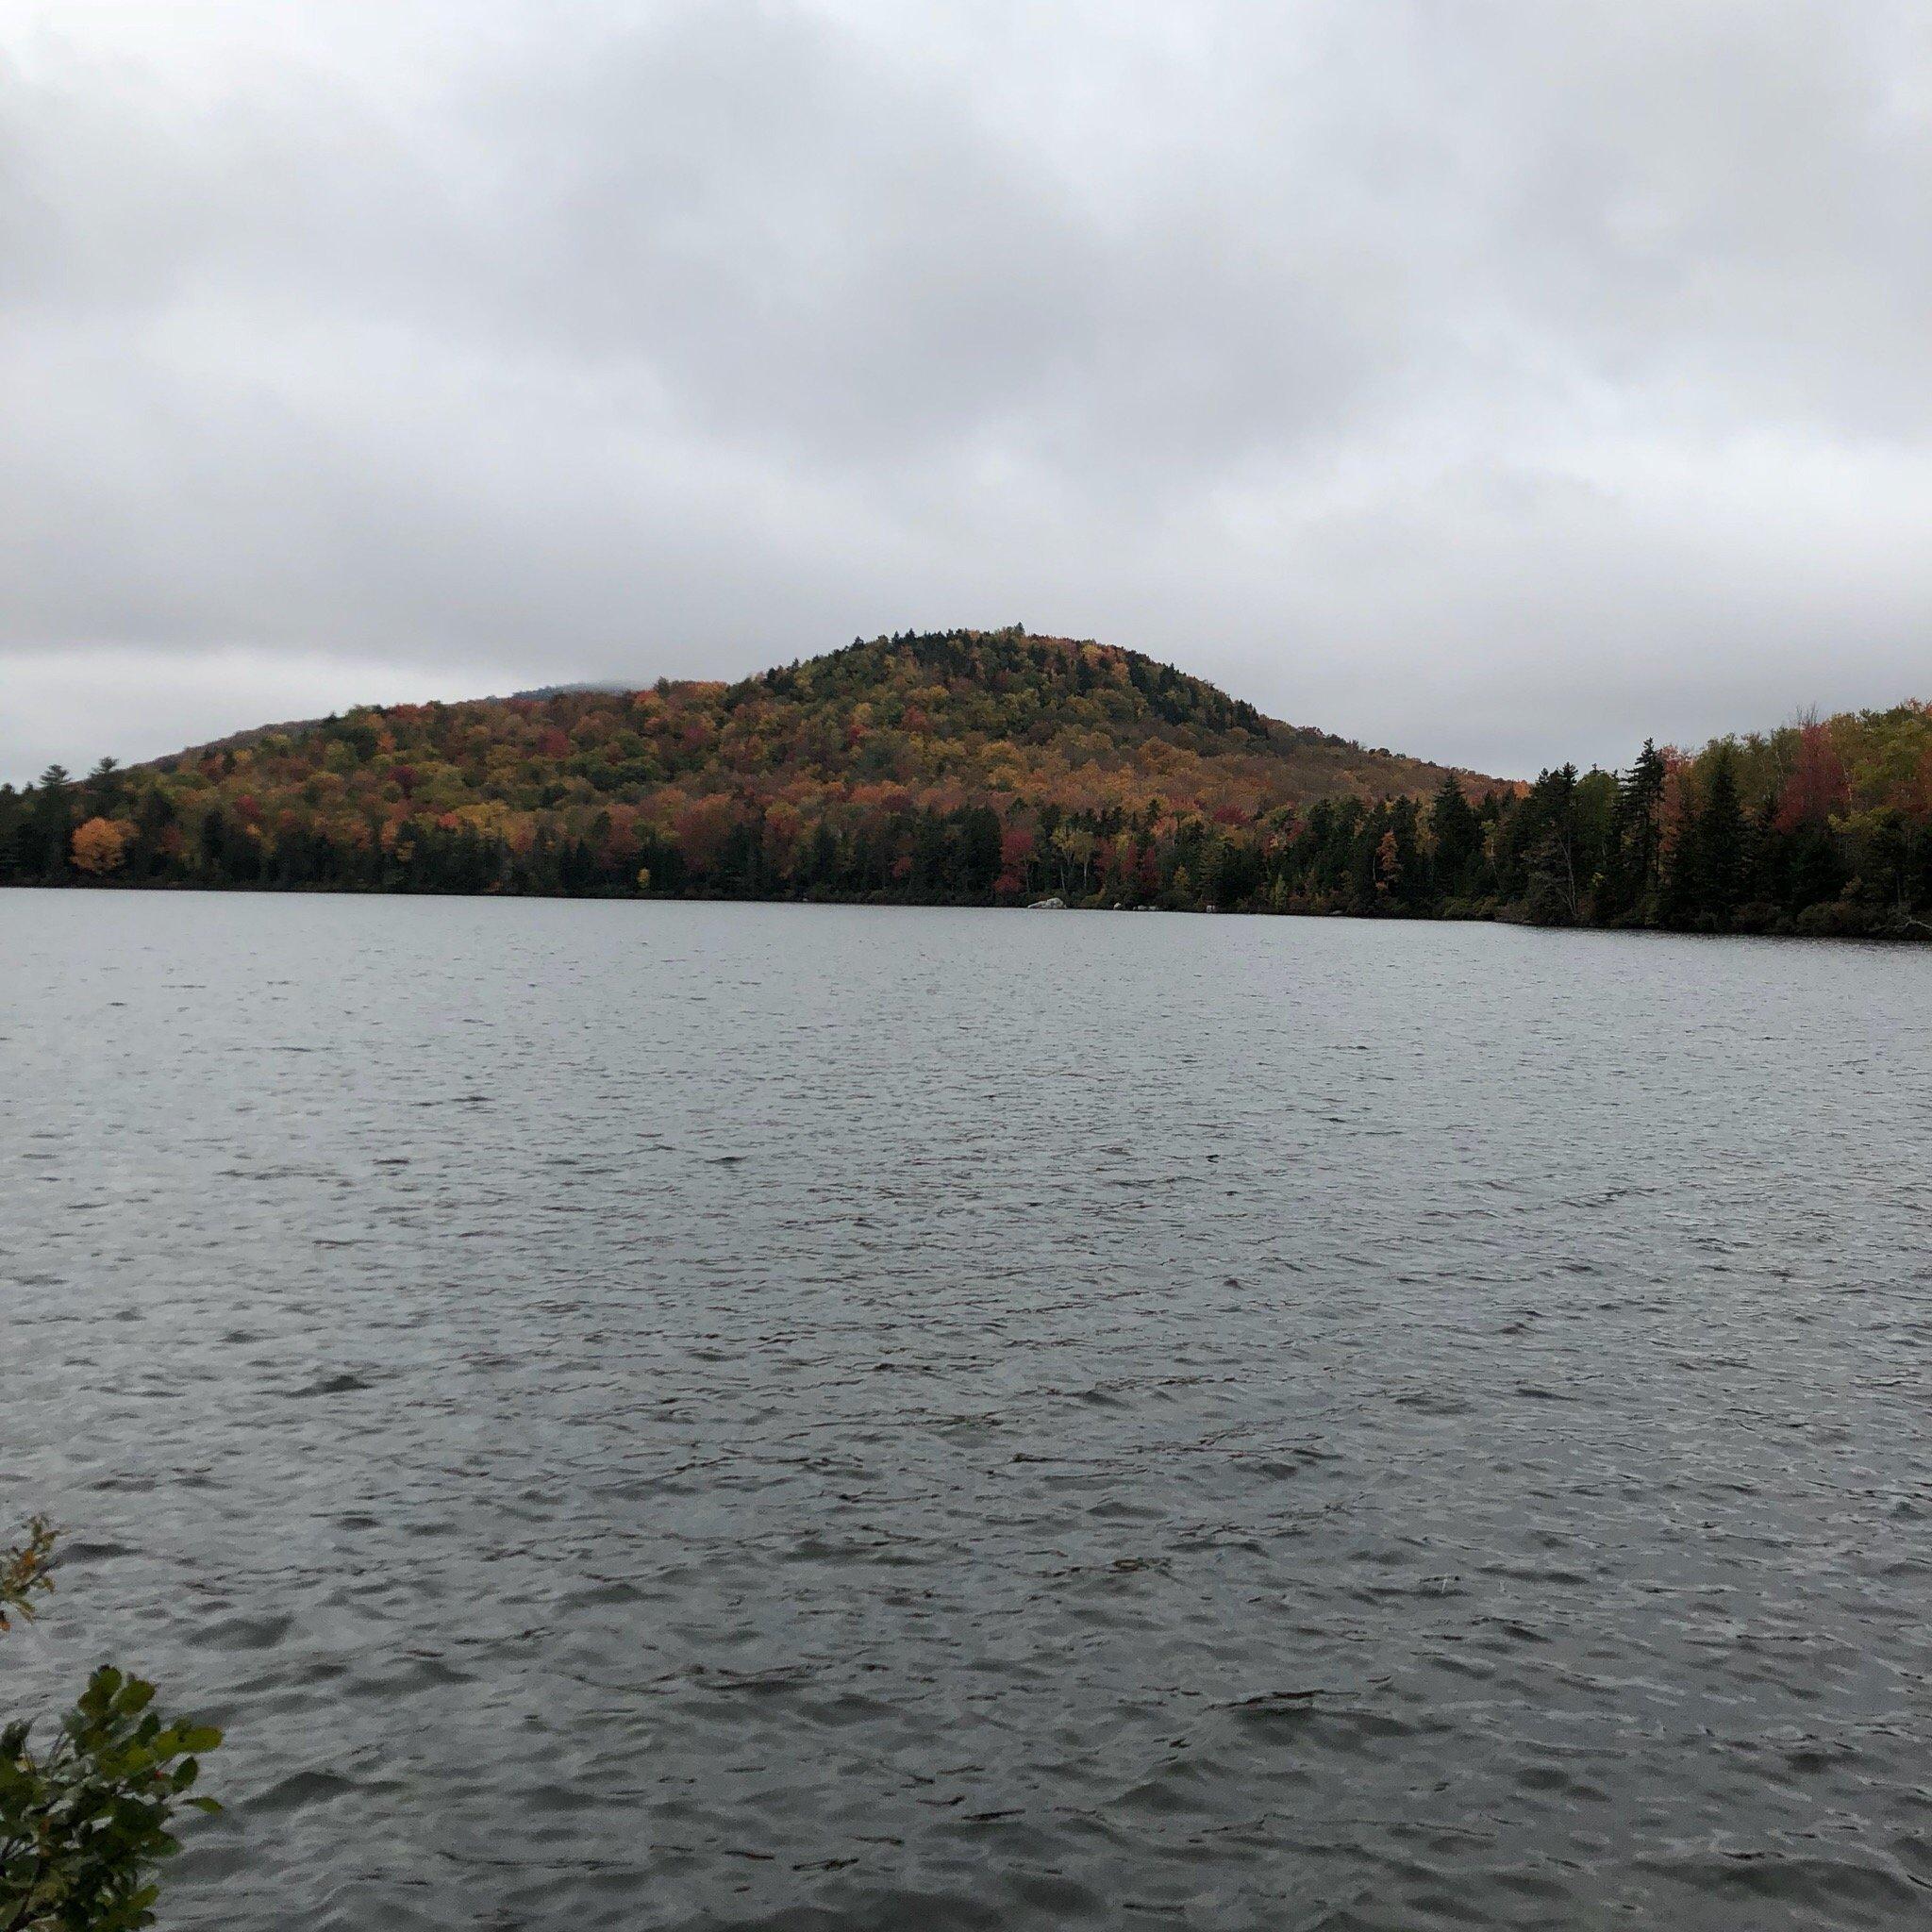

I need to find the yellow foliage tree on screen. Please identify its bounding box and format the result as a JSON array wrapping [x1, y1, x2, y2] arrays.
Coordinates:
[[71, 817, 132, 874]]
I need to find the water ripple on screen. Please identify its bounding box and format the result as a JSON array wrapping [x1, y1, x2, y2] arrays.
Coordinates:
[[3, 891, 1930, 1930]]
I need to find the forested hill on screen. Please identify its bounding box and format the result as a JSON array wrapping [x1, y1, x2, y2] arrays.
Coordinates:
[[6, 626, 1930, 937], [0, 628, 1488, 902]]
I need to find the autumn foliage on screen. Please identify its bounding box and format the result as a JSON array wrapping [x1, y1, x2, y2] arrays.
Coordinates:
[[70, 816, 132, 874], [5, 629, 1930, 936], [1, 629, 1482, 908]]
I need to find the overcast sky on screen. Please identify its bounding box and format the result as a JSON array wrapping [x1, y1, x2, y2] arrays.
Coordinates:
[[4, 1, 1929, 784]]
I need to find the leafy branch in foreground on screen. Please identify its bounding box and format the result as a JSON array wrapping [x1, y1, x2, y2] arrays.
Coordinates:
[[0, 1521, 224, 1932], [0, 1523, 57, 1634]]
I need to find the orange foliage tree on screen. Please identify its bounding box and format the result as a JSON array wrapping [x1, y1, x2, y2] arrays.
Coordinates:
[[71, 817, 132, 874]]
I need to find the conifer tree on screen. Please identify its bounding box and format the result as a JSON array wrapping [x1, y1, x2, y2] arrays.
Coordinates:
[[1607, 739, 1667, 918], [1428, 773, 1481, 899], [1698, 746, 1747, 924]]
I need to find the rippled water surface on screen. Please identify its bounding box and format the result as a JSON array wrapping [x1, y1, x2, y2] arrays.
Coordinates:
[[5, 891, 1932, 1930]]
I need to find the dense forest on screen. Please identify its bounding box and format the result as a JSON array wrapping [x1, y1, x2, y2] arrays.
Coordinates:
[[5, 627, 1929, 937]]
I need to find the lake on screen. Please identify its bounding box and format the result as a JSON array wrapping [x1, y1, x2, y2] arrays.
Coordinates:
[[4, 890, 1930, 1930]]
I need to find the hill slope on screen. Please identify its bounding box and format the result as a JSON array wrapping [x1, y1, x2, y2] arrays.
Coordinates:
[[0, 628, 1496, 905], [6, 627, 1926, 935]]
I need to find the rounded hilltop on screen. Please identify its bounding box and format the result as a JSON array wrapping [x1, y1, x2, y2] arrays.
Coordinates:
[[6, 625, 1511, 911]]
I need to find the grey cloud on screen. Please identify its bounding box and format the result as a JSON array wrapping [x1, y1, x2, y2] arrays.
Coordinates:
[[3, 0, 1930, 784]]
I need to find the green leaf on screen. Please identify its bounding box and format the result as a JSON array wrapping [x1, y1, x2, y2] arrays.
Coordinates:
[[4, 1530, 223, 1932], [115, 1678, 158, 1717]]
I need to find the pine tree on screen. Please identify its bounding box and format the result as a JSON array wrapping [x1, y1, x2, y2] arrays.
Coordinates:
[[1698, 746, 1747, 924], [1428, 773, 1481, 901], [1607, 739, 1666, 918], [25, 766, 75, 880], [1521, 765, 1581, 924]]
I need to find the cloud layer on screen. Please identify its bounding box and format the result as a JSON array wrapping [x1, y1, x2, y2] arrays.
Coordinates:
[[5, 0, 1930, 781]]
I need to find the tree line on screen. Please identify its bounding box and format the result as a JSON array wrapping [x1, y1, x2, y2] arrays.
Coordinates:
[[3, 631, 1928, 938]]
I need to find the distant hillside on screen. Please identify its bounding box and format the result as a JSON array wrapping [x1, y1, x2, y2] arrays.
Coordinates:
[[0, 628, 1495, 905], [5, 626, 1926, 936]]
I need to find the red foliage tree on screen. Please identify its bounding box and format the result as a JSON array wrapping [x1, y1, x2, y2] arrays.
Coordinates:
[[1775, 723, 1849, 832]]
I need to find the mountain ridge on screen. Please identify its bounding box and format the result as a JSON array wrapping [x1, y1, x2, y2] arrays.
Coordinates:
[[5, 625, 1928, 937], [163, 629, 1491, 794]]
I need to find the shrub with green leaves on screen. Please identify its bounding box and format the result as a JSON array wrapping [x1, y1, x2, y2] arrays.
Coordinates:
[[1, 1520, 223, 1932]]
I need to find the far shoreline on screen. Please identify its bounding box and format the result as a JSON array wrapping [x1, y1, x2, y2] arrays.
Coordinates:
[[7, 877, 1927, 946]]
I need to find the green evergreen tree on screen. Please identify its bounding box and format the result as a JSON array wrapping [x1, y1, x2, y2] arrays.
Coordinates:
[[25, 767, 75, 881], [1607, 739, 1667, 919], [1520, 765, 1581, 924], [1698, 747, 1747, 925], [1428, 774, 1481, 900]]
